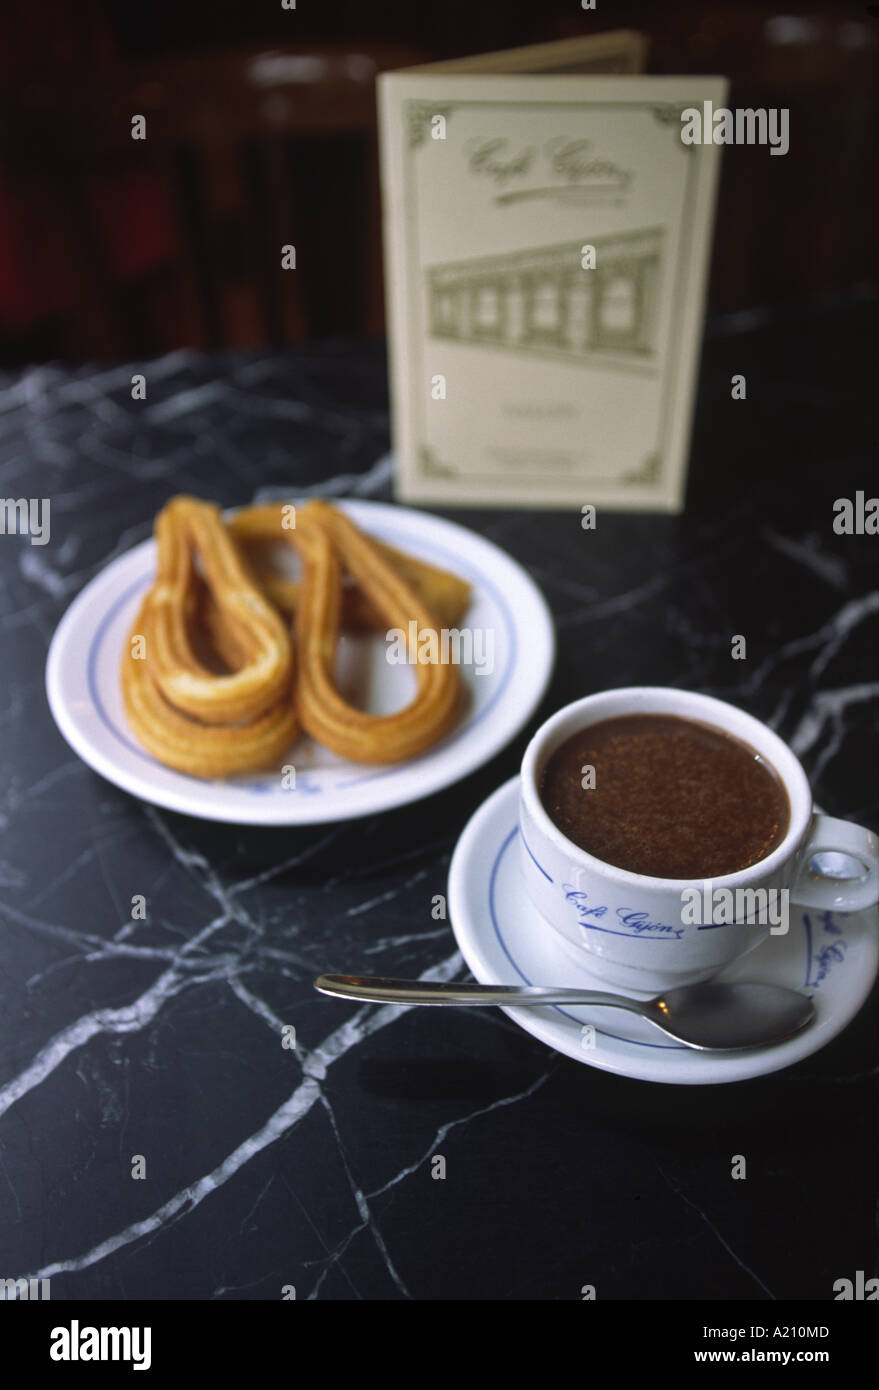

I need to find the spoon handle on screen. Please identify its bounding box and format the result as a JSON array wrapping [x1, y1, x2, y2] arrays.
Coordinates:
[[314, 974, 646, 1012]]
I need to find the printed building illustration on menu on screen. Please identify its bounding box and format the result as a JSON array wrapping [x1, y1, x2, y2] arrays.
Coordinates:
[[425, 228, 663, 367]]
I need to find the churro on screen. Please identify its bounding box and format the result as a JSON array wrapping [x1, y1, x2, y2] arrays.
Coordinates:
[[122, 600, 299, 778], [290, 500, 462, 763], [226, 505, 472, 632], [145, 497, 293, 725]]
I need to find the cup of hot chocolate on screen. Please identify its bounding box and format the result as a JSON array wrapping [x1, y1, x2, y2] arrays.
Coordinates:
[[518, 687, 879, 992]]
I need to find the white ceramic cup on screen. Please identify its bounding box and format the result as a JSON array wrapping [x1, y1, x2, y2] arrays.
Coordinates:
[[519, 687, 879, 993]]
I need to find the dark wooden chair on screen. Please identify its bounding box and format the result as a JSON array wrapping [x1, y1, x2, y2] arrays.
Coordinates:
[[0, 43, 426, 359]]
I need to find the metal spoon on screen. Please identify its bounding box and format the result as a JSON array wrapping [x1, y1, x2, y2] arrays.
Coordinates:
[[314, 974, 815, 1051]]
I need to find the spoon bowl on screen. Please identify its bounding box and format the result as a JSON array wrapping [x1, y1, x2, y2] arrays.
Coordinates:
[[638, 981, 815, 1049]]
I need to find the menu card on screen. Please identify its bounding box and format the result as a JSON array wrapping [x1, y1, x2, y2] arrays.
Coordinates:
[[377, 35, 728, 511]]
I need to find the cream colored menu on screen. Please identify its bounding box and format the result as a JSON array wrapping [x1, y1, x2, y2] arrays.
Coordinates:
[[378, 55, 728, 511]]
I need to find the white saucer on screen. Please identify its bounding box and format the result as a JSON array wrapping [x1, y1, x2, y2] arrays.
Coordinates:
[[46, 501, 554, 825], [448, 777, 879, 1085]]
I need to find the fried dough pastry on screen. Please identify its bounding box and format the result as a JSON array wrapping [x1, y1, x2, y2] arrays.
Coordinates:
[[226, 505, 472, 632], [289, 500, 462, 763], [145, 497, 293, 725], [120, 495, 470, 777], [122, 601, 299, 778]]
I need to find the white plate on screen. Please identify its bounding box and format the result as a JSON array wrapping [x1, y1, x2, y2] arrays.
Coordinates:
[[448, 777, 879, 1085], [46, 501, 554, 824]]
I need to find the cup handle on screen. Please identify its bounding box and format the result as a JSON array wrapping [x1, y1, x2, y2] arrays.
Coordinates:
[[791, 814, 879, 912]]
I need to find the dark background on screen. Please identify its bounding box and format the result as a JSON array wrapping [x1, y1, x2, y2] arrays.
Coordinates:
[[0, 0, 876, 363]]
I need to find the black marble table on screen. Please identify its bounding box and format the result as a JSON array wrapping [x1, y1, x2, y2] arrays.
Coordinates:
[[0, 298, 876, 1307]]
